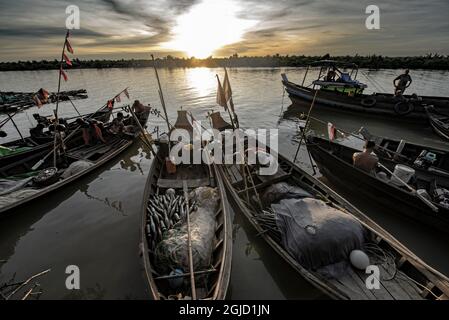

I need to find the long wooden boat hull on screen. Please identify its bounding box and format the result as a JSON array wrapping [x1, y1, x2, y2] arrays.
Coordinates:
[[0, 111, 146, 216], [216, 146, 449, 299], [140, 142, 232, 300], [282, 77, 449, 122], [426, 107, 449, 141], [307, 137, 449, 233], [0, 108, 112, 168]]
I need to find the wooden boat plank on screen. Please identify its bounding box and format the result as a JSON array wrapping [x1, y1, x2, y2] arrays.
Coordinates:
[[353, 268, 396, 300], [156, 178, 210, 189]]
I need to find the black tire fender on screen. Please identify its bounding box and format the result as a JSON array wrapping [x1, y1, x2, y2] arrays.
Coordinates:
[[360, 97, 377, 108], [394, 101, 414, 115]]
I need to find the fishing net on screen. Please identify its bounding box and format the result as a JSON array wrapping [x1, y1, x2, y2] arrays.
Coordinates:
[[154, 187, 219, 274], [273, 198, 366, 270], [261, 182, 312, 206], [61, 161, 94, 179]]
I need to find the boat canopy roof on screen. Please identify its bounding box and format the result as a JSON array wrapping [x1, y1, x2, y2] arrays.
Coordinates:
[[310, 60, 359, 69]]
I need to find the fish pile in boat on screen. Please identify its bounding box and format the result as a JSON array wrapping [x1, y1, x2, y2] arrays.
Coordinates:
[[145, 188, 198, 251]]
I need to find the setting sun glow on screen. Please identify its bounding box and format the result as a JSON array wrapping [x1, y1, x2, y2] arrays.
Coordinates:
[[163, 0, 257, 58]]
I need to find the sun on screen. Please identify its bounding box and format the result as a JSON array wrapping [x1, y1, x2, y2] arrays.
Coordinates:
[[163, 0, 257, 58]]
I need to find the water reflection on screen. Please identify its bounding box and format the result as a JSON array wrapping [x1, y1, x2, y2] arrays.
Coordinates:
[[184, 67, 216, 101]]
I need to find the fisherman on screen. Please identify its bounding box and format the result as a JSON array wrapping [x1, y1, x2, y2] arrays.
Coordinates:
[[29, 123, 48, 139], [132, 100, 150, 125], [393, 69, 412, 96], [109, 112, 126, 134], [76, 118, 105, 145], [89, 120, 106, 144], [353, 141, 379, 174], [132, 100, 146, 114], [325, 67, 337, 82]]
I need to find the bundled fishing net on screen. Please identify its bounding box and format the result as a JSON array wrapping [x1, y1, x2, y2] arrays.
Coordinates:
[[61, 161, 93, 179], [154, 187, 219, 274], [261, 182, 312, 206], [273, 198, 366, 270]]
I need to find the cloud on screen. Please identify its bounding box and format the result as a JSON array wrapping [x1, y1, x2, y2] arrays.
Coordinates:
[[0, 0, 448, 61]]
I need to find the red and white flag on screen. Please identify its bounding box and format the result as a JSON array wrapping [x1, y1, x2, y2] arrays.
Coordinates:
[[107, 100, 114, 110], [63, 53, 72, 66], [124, 89, 130, 99], [66, 40, 74, 54], [328, 122, 336, 141], [60, 68, 68, 81]]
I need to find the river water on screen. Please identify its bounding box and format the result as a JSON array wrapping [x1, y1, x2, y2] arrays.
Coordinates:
[[0, 67, 448, 299]]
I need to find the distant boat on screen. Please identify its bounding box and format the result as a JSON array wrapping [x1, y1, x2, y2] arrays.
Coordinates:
[[0, 107, 111, 167], [282, 60, 449, 122], [0, 89, 88, 113], [0, 107, 150, 216]]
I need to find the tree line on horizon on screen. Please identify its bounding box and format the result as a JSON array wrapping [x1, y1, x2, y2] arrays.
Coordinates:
[[1, 53, 449, 71]]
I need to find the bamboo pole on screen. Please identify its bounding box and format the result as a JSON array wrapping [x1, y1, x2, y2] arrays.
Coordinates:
[[52, 30, 70, 167], [292, 89, 319, 163], [127, 105, 158, 158], [6, 113, 25, 142], [151, 55, 171, 133], [183, 181, 197, 300]]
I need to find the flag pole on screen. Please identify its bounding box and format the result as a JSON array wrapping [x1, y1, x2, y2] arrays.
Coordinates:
[[151, 54, 171, 133], [216, 75, 235, 129], [52, 30, 70, 167], [292, 89, 318, 167]]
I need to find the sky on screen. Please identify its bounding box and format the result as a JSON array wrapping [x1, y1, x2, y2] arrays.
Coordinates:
[[0, 0, 448, 62]]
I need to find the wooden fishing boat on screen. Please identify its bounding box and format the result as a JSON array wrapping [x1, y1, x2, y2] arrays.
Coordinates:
[[0, 108, 112, 167], [281, 61, 449, 122], [0, 107, 149, 215], [216, 141, 449, 299], [0, 89, 88, 113], [140, 131, 232, 300], [359, 127, 449, 180], [426, 106, 449, 141], [307, 135, 449, 233]]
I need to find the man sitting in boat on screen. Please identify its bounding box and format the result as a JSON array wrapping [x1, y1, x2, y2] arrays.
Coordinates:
[[353, 141, 379, 174], [29, 123, 49, 139], [77, 118, 106, 145], [132, 100, 150, 125], [393, 69, 412, 96], [108, 112, 133, 135]]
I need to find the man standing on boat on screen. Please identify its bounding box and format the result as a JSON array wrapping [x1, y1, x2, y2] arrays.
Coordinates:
[[393, 69, 412, 96]]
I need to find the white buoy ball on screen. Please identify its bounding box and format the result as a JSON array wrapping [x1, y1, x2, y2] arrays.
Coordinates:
[[349, 250, 370, 270]]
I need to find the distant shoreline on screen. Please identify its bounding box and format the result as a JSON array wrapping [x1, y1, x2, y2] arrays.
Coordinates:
[[1, 54, 448, 71]]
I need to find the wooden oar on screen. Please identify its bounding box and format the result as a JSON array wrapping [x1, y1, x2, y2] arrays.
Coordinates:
[[127, 105, 158, 158], [378, 162, 439, 212], [183, 181, 196, 300]]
